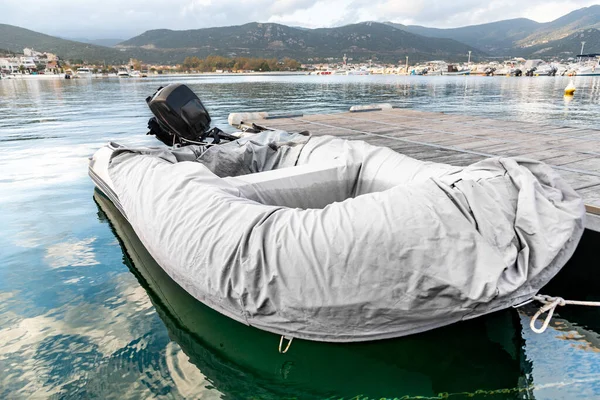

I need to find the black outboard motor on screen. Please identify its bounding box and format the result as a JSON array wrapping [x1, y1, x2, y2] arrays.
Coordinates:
[[146, 84, 235, 146]]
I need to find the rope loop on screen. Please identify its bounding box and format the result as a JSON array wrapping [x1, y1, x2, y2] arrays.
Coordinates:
[[529, 294, 600, 334], [530, 295, 564, 334], [278, 336, 293, 354]]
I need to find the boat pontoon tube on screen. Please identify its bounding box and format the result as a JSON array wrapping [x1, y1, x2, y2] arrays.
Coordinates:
[[103, 130, 585, 342]]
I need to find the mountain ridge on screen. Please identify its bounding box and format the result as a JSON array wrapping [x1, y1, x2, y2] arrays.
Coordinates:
[[514, 28, 600, 57], [386, 5, 600, 55], [66, 38, 125, 47], [0, 24, 132, 63], [117, 21, 484, 62], [1, 6, 599, 64], [516, 5, 600, 48], [385, 18, 540, 54]]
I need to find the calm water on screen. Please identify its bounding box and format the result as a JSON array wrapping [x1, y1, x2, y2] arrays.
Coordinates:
[[1, 75, 600, 399]]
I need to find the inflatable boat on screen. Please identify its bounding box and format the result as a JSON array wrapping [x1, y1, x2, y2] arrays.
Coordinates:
[[94, 189, 528, 398], [89, 84, 586, 343]]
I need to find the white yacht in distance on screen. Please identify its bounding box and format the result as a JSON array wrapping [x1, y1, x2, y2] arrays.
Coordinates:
[[346, 68, 370, 75], [117, 67, 130, 78], [566, 54, 600, 76], [574, 65, 600, 76], [76, 67, 93, 77], [572, 55, 600, 76], [129, 70, 142, 78]]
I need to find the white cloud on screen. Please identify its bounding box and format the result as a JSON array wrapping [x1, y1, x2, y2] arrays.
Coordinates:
[[44, 237, 100, 269], [0, 273, 223, 398], [0, 0, 597, 39], [0, 278, 160, 397], [165, 341, 222, 398]]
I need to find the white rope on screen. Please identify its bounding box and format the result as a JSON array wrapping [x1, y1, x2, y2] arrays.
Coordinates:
[[530, 294, 600, 334], [278, 335, 293, 353]]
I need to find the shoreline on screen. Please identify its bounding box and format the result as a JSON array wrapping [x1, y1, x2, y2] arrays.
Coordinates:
[[3, 70, 599, 81], [1, 71, 309, 80]]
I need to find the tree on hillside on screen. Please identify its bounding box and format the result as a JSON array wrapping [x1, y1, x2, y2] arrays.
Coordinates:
[[258, 61, 271, 71], [282, 57, 300, 70], [181, 55, 301, 72], [130, 58, 142, 71]]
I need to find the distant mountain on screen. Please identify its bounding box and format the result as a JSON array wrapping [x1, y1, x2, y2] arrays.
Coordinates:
[[0, 24, 184, 64], [386, 19, 539, 54], [516, 5, 600, 48], [67, 38, 125, 47], [515, 28, 600, 57], [3, 6, 599, 65], [0, 24, 132, 63], [118, 22, 484, 62], [386, 5, 600, 57]]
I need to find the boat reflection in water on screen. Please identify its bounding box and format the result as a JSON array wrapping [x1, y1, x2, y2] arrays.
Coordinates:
[[94, 189, 529, 399]]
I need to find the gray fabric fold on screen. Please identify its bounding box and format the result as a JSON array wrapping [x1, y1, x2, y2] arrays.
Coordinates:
[[107, 131, 585, 342]]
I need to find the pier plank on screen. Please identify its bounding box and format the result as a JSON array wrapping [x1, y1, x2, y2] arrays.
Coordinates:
[[241, 108, 600, 231]]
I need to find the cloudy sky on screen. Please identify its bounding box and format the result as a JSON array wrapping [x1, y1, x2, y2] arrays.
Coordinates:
[[1, 0, 598, 39]]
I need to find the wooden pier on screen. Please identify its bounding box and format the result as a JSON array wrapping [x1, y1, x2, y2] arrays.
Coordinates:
[[238, 108, 600, 232]]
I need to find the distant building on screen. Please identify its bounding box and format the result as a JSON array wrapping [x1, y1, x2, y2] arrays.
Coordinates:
[[23, 48, 43, 57], [20, 56, 37, 71], [0, 57, 19, 74], [44, 52, 59, 61], [45, 60, 60, 74]]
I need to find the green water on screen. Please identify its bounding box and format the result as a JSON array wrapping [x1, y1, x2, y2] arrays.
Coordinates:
[[1, 75, 600, 399]]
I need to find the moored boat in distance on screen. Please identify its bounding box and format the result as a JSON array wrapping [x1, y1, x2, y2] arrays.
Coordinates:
[[567, 54, 600, 76], [346, 68, 370, 75], [442, 64, 470, 75], [572, 66, 600, 76], [116, 67, 130, 77], [76, 67, 93, 77]]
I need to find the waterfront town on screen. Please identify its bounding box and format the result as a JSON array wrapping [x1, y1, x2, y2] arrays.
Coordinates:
[[2, 47, 599, 79], [0, 48, 178, 77]]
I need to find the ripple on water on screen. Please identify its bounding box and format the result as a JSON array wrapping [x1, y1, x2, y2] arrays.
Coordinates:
[[0, 75, 599, 398]]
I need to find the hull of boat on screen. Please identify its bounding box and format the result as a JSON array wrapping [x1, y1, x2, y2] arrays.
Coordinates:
[[443, 71, 471, 76], [93, 188, 528, 398], [90, 130, 584, 344]]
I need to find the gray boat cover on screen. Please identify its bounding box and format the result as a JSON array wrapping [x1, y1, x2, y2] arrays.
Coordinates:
[[107, 131, 585, 342]]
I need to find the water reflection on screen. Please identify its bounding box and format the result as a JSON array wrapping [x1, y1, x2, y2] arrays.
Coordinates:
[[94, 190, 528, 399], [0, 274, 163, 398], [44, 237, 100, 269], [1, 76, 600, 398], [519, 230, 600, 399]]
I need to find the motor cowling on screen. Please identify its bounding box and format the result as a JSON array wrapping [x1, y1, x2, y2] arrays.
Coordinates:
[[146, 84, 222, 146]]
